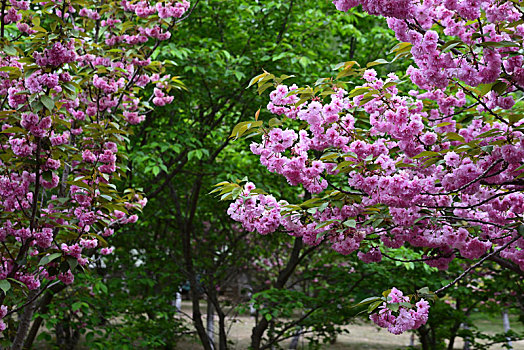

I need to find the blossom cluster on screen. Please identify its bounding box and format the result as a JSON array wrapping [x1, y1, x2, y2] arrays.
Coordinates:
[[334, 0, 523, 100], [227, 183, 282, 235], [230, 70, 524, 271], [370, 288, 430, 335]]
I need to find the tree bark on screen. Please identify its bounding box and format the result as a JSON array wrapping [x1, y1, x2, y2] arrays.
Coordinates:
[[11, 291, 38, 350], [206, 298, 215, 350], [184, 237, 212, 350], [288, 326, 301, 350], [418, 326, 430, 350], [173, 175, 213, 350], [463, 323, 470, 350], [502, 309, 512, 349], [250, 238, 304, 350], [175, 292, 182, 312], [23, 283, 67, 349], [217, 308, 227, 350]]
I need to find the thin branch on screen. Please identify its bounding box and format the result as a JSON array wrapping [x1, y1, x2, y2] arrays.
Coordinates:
[[434, 160, 502, 196], [174, 0, 200, 25], [456, 82, 509, 125], [422, 189, 520, 210], [435, 234, 521, 295], [320, 174, 364, 195], [6, 281, 61, 317], [435, 215, 506, 228], [382, 251, 450, 263]]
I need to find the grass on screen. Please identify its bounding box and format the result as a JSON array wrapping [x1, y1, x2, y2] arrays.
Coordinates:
[[469, 312, 524, 335]]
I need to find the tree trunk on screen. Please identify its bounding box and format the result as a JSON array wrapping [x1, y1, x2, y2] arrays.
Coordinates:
[[447, 321, 462, 350], [418, 326, 430, 350], [185, 244, 212, 350], [502, 309, 512, 349], [175, 292, 182, 312], [447, 298, 462, 350], [288, 326, 301, 350], [24, 284, 67, 349], [169, 175, 212, 350], [463, 324, 470, 350], [206, 298, 215, 350], [250, 238, 304, 350], [217, 308, 227, 350], [11, 291, 37, 350]]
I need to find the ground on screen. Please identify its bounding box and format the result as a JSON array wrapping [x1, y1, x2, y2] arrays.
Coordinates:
[[177, 301, 524, 350]]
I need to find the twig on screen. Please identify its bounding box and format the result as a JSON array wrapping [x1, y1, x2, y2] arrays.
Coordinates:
[[174, 0, 200, 25], [435, 234, 521, 295], [382, 251, 449, 263], [320, 174, 364, 195], [6, 281, 61, 317]]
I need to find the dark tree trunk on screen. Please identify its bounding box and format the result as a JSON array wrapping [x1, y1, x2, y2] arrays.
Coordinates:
[[23, 284, 67, 349], [11, 291, 37, 350], [250, 238, 304, 350], [418, 326, 430, 350]]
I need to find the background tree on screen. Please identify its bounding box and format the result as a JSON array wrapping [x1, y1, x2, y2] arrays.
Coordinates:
[[75, 1, 404, 349]]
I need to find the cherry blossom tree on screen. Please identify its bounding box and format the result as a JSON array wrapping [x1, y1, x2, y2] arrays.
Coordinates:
[[0, 0, 190, 347], [217, 0, 524, 335]]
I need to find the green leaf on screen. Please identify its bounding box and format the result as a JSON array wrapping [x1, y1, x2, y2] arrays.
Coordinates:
[[366, 59, 388, 67], [389, 42, 412, 54], [320, 152, 340, 161], [269, 118, 282, 128], [368, 300, 383, 313], [398, 301, 413, 309], [0, 66, 19, 72], [441, 40, 464, 53], [343, 219, 356, 228], [3, 45, 17, 56], [1, 126, 25, 134], [348, 87, 370, 98], [413, 151, 439, 159], [492, 81, 508, 94], [152, 166, 160, 176], [446, 132, 466, 143], [72, 302, 84, 312], [234, 71, 243, 81], [247, 72, 269, 88], [479, 41, 519, 48], [8, 278, 28, 289], [353, 296, 383, 307], [38, 252, 62, 266], [0, 280, 11, 295], [477, 83, 494, 96], [315, 220, 338, 230], [387, 303, 400, 312], [229, 121, 263, 140], [41, 95, 55, 111], [395, 162, 416, 169], [67, 257, 78, 270], [417, 287, 430, 294], [300, 198, 322, 209]]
